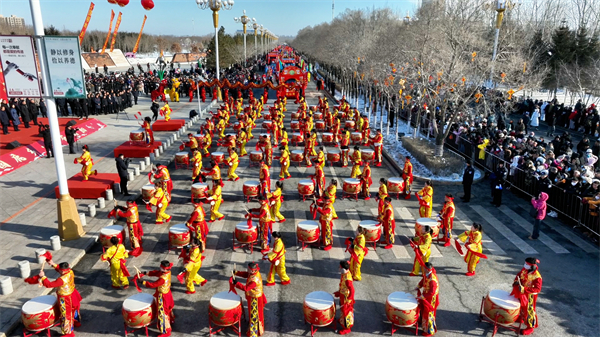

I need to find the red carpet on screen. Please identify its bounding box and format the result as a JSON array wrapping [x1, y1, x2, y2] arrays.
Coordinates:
[[54, 173, 121, 199], [113, 141, 163, 158], [152, 119, 186, 131], [0, 118, 89, 155]]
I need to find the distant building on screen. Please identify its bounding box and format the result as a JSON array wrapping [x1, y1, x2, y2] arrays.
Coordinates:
[[0, 15, 25, 28]]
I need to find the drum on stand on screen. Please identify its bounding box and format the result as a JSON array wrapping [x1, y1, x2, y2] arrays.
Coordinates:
[[233, 221, 258, 253], [482, 289, 521, 326], [342, 178, 362, 201], [298, 179, 315, 201], [313, 112, 323, 120], [361, 149, 375, 163], [99, 225, 126, 248], [129, 129, 145, 146], [387, 177, 405, 199], [194, 134, 205, 145], [327, 149, 341, 166], [315, 121, 325, 130], [249, 151, 263, 167], [415, 218, 440, 239], [191, 183, 209, 204], [168, 224, 190, 249], [175, 152, 189, 169], [304, 291, 336, 335], [322, 132, 335, 145], [345, 120, 355, 130], [359, 220, 382, 250], [209, 291, 243, 336], [141, 184, 155, 202], [262, 120, 272, 131], [296, 220, 320, 250], [243, 180, 260, 203], [211, 152, 225, 167], [385, 291, 419, 334], [351, 132, 363, 144], [291, 120, 300, 131], [291, 112, 300, 120], [122, 292, 155, 334], [21, 295, 59, 333], [291, 150, 304, 166], [291, 132, 303, 146]]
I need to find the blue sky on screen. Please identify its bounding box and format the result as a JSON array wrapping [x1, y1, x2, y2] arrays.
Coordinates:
[[1, 0, 418, 37]]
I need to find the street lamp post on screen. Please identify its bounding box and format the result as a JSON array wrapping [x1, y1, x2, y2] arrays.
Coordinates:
[[234, 10, 253, 66], [260, 25, 264, 55], [195, 0, 234, 82], [489, 0, 511, 87]]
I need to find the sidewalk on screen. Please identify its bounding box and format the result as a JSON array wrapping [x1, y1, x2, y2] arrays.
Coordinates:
[[0, 95, 213, 337]]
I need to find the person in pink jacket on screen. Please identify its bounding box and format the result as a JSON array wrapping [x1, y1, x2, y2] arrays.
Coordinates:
[[530, 192, 548, 240]]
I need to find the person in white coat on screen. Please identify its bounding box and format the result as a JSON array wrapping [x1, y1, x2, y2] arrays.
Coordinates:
[[530, 108, 540, 129]]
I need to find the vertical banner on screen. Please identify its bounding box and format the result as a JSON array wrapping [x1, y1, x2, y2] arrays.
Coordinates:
[[0, 36, 41, 97], [42, 36, 87, 99], [101, 10, 115, 54], [78, 2, 95, 45], [109, 12, 122, 52], [132, 15, 147, 54], [0, 65, 8, 101]]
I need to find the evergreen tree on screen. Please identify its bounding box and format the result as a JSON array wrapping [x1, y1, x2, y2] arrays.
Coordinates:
[[545, 22, 575, 90]]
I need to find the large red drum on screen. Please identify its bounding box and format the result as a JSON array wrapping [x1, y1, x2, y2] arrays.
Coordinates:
[[235, 221, 258, 243], [483, 290, 520, 325], [316, 121, 325, 130], [233, 122, 240, 131], [99, 225, 126, 248], [297, 220, 320, 244], [141, 184, 155, 202], [298, 179, 315, 196], [327, 149, 341, 163], [351, 132, 363, 143], [386, 292, 419, 327], [211, 151, 225, 165], [209, 291, 242, 327], [243, 180, 260, 198], [313, 112, 323, 120], [304, 291, 336, 327], [359, 220, 382, 243], [343, 178, 362, 195], [122, 293, 155, 329], [322, 132, 334, 143], [415, 218, 440, 238], [21, 295, 59, 332], [262, 112, 271, 120], [175, 152, 189, 164], [291, 121, 300, 131], [192, 183, 208, 200], [291, 132, 303, 143], [345, 120, 355, 129], [194, 133, 205, 144], [361, 149, 375, 162], [262, 120, 272, 130], [387, 177, 404, 193], [250, 151, 263, 163], [130, 130, 144, 142], [291, 112, 300, 120], [291, 150, 304, 162], [169, 224, 190, 248]]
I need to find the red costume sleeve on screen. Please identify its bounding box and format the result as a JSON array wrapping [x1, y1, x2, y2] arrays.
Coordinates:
[[146, 270, 162, 277], [116, 209, 133, 218], [234, 271, 249, 278], [143, 277, 165, 289], [525, 277, 542, 295], [41, 276, 64, 288], [187, 211, 199, 224]]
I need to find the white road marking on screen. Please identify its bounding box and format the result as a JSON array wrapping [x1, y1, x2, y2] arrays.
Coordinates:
[[293, 210, 314, 262], [454, 208, 507, 256], [395, 207, 443, 258]]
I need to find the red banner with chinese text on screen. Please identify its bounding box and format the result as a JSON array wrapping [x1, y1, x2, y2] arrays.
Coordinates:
[[0, 65, 8, 102], [109, 12, 122, 52], [78, 2, 95, 45], [132, 15, 147, 54], [101, 10, 115, 54]]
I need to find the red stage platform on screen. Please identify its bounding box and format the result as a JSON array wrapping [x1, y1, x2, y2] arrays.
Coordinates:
[[152, 119, 186, 131], [113, 141, 163, 158], [54, 173, 121, 199]]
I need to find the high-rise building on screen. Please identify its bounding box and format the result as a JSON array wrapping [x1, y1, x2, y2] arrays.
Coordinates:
[[0, 15, 26, 29]]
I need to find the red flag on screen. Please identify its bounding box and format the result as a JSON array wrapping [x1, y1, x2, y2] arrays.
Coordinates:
[[120, 259, 130, 277], [24, 275, 41, 284], [132, 274, 142, 292], [454, 239, 464, 256], [41, 252, 53, 262]]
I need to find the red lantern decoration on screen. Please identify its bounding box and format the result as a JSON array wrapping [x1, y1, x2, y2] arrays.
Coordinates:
[[118, 0, 129, 6], [108, 0, 118, 4], [141, 0, 154, 10]]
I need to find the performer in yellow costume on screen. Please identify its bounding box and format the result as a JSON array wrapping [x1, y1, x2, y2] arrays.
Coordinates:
[[178, 238, 207, 294], [457, 223, 484, 276], [410, 226, 433, 276], [224, 146, 239, 181], [324, 179, 338, 219], [268, 181, 285, 222], [169, 78, 180, 102], [350, 146, 362, 178], [202, 131, 212, 157], [438, 193, 456, 247], [237, 128, 248, 156], [160, 102, 172, 122], [377, 178, 388, 214], [148, 180, 171, 224], [100, 236, 129, 289], [264, 231, 291, 286], [278, 145, 291, 180], [416, 180, 434, 218], [348, 226, 367, 281], [206, 180, 224, 222], [74, 145, 97, 180], [191, 149, 203, 183]]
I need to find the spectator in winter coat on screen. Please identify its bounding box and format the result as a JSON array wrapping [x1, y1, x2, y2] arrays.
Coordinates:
[[9, 104, 20, 131], [530, 192, 548, 240], [151, 101, 160, 121], [19, 100, 30, 128], [0, 105, 10, 134]]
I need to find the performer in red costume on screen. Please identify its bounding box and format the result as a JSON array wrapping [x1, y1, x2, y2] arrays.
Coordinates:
[[416, 262, 439, 336], [511, 257, 543, 336], [360, 161, 373, 200], [201, 86, 206, 103], [438, 193, 455, 247], [110, 198, 144, 257], [141, 116, 154, 144], [371, 129, 383, 166], [378, 197, 396, 249], [39, 261, 82, 337], [185, 202, 208, 249], [259, 160, 271, 198], [316, 196, 334, 251], [247, 196, 273, 253], [334, 261, 355, 335], [402, 156, 413, 199], [153, 163, 173, 197], [140, 261, 175, 337], [231, 262, 267, 337]]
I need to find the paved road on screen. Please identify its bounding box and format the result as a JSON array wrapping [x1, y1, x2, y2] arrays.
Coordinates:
[[5, 83, 599, 337]]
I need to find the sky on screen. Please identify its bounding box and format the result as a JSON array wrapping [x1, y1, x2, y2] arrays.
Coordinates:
[[1, 0, 418, 37]]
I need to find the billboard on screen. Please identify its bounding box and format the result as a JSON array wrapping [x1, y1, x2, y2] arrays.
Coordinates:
[[0, 36, 41, 98], [43, 36, 87, 99]]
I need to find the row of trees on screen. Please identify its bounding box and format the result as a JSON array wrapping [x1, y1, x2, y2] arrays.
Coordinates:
[[291, 0, 600, 155]]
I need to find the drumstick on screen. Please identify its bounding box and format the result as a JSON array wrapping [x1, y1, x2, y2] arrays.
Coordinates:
[[133, 266, 141, 279], [232, 263, 237, 281]]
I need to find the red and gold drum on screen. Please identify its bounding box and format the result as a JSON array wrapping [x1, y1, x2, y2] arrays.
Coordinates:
[[304, 291, 336, 327], [262, 112, 271, 120], [386, 292, 419, 327], [343, 178, 362, 195], [361, 149, 375, 162], [21, 295, 58, 332], [99, 225, 126, 248], [169, 224, 190, 248], [351, 132, 363, 143], [250, 151, 263, 163], [387, 177, 404, 194], [233, 122, 240, 131], [415, 218, 440, 238], [291, 112, 300, 120], [262, 120, 272, 130], [314, 112, 323, 120], [209, 291, 243, 327], [141, 184, 155, 202], [298, 179, 315, 197], [291, 150, 304, 163], [122, 293, 155, 329], [322, 132, 334, 143], [192, 183, 208, 200], [235, 221, 258, 243], [297, 220, 320, 244], [291, 120, 300, 131], [483, 290, 521, 325], [327, 149, 341, 163], [345, 120, 355, 129], [243, 180, 260, 198], [359, 220, 382, 243], [175, 152, 189, 164], [211, 151, 225, 165], [291, 132, 303, 143], [130, 130, 145, 142], [315, 121, 325, 130], [194, 133, 205, 144]]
